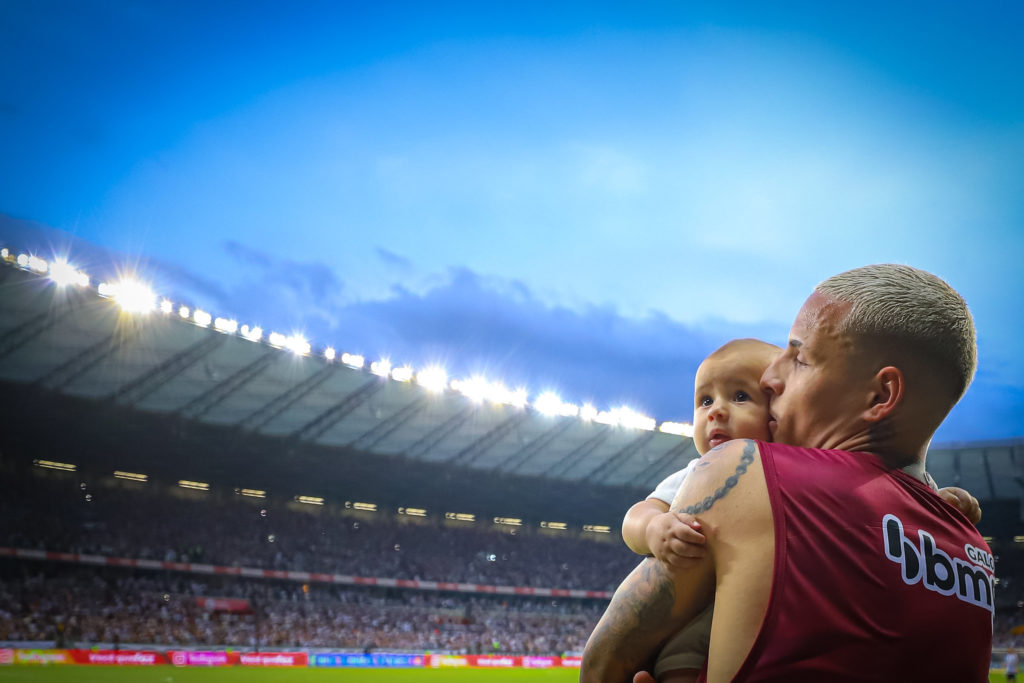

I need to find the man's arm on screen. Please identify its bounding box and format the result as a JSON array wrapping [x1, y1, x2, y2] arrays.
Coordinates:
[[580, 440, 766, 683]]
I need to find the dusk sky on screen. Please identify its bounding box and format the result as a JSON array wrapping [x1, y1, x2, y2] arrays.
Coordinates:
[[1, 1, 1022, 442]]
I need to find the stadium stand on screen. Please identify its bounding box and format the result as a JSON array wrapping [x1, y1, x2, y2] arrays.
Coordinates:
[[1, 251, 1023, 663]]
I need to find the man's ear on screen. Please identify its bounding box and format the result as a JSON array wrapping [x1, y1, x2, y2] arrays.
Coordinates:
[[863, 366, 904, 422]]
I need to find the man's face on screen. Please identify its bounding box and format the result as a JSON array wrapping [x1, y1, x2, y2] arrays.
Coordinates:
[[760, 292, 869, 449]]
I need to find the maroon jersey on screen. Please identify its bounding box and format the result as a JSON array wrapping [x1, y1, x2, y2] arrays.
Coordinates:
[[710, 441, 994, 682]]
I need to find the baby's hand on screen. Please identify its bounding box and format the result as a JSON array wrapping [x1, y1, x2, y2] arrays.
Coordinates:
[[644, 511, 707, 571], [938, 486, 982, 525]]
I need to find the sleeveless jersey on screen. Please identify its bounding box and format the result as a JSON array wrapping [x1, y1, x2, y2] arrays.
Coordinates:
[[714, 442, 994, 682]]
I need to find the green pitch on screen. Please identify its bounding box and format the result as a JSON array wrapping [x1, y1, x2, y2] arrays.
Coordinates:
[[0, 667, 578, 682]]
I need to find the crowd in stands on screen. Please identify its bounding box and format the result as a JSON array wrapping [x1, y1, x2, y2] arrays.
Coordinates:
[[0, 563, 600, 654], [1, 471, 639, 591]]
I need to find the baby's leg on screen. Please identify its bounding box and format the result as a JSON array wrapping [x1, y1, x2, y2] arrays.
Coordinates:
[[652, 603, 713, 683]]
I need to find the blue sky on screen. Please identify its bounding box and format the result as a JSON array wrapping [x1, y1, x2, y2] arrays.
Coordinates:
[[1, 1, 1022, 442]]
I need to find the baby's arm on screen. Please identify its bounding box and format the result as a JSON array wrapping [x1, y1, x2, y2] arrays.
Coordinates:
[[623, 498, 670, 555], [623, 499, 707, 569]]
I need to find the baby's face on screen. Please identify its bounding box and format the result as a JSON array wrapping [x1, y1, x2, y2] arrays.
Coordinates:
[[692, 350, 774, 455]]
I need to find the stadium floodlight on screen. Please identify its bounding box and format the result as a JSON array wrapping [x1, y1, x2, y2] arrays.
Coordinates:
[[416, 366, 448, 393], [398, 507, 427, 517], [178, 305, 191, 319], [240, 324, 263, 342], [659, 421, 693, 437], [48, 259, 89, 288], [540, 521, 568, 530], [506, 387, 529, 409], [285, 334, 311, 356], [214, 317, 238, 334], [352, 501, 377, 512], [580, 404, 598, 422], [99, 279, 156, 314], [534, 392, 578, 418], [193, 309, 213, 328], [16, 253, 29, 267], [178, 480, 210, 491], [114, 470, 147, 482], [268, 332, 287, 348], [370, 358, 391, 377], [27, 255, 49, 274], [451, 376, 489, 403], [323, 347, 336, 361], [391, 365, 414, 383], [583, 524, 612, 534], [159, 299, 173, 314], [296, 495, 324, 506], [236, 488, 266, 498], [33, 459, 76, 472], [0, 248, 8, 259], [341, 352, 365, 369]]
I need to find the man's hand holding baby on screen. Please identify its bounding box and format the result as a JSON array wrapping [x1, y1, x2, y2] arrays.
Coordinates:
[[644, 511, 707, 571]]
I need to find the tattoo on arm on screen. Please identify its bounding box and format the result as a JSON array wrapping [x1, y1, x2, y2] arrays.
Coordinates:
[[671, 439, 755, 514], [582, 558, 677, 681]]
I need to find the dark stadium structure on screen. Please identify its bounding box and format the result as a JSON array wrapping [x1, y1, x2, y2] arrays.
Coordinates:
[[2, 250, 1024, 660]]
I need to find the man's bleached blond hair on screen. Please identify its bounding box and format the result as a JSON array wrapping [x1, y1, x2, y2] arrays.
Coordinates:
[[816, 264, 977, 402]]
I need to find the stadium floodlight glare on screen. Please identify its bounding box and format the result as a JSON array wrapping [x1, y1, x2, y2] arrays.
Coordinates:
[[236, 488, 266, 498], [493, 517, 522, 526], [193, 309, 213, 328], [370, 358, 392, 377], [534, 392, 579, 418], [416, 366, 448, 393], [451, 376, 489, 403], [159, 299, 173, 314], [114, 470, 147, 482], [352, 501, 377, 512], [296, 495, 325, 506], [178, 480, 210, 491], [323, 347, 336, 361], [341, 352, 365, 369], [48, 259, 89, 287], [285, 334, 311, 356], [268, 332, 287, 348], [580, 404, 598, 422], [540, 521, 568, 530], [178, 305, 191, 319], [445, 512, 476, 522], [240, 324, 263, 342], [659, 421, 692, 437], [27, 255, 48, 273], [391, 365, 414, 383], [98, 279, 157, 314], [0, 248, 8, 260], [16, 253, 29, 267], [398, 507, 427, 517], [214, 317, 238, 334], [583, 524, 612, 534], [1015, 536, 1024, 544], [33, 459, 76, 472]]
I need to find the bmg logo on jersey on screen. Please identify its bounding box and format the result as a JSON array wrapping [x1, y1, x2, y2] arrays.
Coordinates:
[[882, 514, 994, 613]]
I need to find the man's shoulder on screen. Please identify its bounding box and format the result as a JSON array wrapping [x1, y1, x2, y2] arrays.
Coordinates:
[[670, 439, 764, 516]]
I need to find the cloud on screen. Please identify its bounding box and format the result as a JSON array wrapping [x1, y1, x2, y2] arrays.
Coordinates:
[[375, 247, 413, 271]]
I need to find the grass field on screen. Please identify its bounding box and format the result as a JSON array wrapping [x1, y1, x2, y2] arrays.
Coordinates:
[[0, 669, 1012, 682], [0, 667, 580, 682]]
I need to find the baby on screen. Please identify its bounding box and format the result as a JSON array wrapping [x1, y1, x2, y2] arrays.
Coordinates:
[[621, 338, 982, 683]]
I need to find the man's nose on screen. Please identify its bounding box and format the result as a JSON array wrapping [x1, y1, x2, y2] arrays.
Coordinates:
[[761, 364, 782, 398]]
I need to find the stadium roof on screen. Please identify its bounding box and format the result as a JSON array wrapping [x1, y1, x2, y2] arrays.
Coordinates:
[[0, 250, 1021, 501]]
